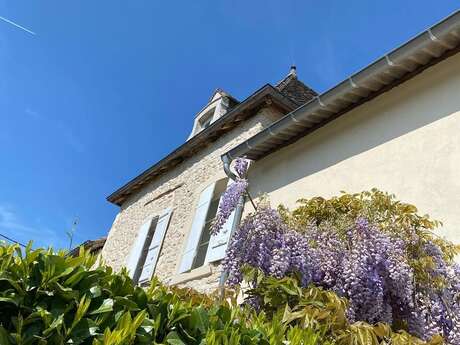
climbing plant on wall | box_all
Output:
[219,188,460,344]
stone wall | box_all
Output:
[101,106,282,293]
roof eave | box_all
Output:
[223,10,460,163]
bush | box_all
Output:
[243,269,444,345]
[0,241,441,345]
[0,242,336,344]
[221,190,460,343]
[278,189,459,271]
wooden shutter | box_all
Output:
[178,182,216,273]
[205,179,238,263]
[138,208,173,284]
[126,217,155,278]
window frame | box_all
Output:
[131,216,159,284]
[191,191,221,269]
[177,177,228,274]
[198,107,215,130]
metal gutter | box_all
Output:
[222,10,460,163]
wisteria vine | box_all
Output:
[220,205,460,343]
[210,158,249,235]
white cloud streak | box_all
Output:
[0,15,36,35]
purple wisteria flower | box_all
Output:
[210,178,248,235]
[222,207,460,342]
[408,243,460,343]
[210,158,251,236]
[234,157,249,178]
[222,207,317,286]
[304,225,345,288]
[338,218,414,325]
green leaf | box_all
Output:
[165,331,186,345]
[0,296,19,306]
[90,298,114,315]
[0,277,24,294]
[0,326,11,345]
[69,295,92,333]
[42,314,64,336]
[68,318,99,345]
[89,285,102,298]
[114,296,139,310]
[190,307,209,333]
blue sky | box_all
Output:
[0,1,458,249]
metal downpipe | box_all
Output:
[218,154,246,299]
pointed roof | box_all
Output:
[207,88,239,104]
[276,66,317,105]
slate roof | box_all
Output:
[276,67,318,105]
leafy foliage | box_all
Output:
[278,189,459,269]
[0,242,335,344]
[0,241,449,344]
[242,269,443,345]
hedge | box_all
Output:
[0,242,444,344]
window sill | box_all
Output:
[170,265,213,285]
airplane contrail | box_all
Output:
[0,15,35,35]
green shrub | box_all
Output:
[242,268,444,345]
[0,242,444,344]
[0,242,330,344]
[221,189,460,342]
[278,189,459,288]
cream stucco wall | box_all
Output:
[101,106,284,293]
[248,52,460,244]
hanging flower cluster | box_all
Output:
[338,218,414,325]
[234,157,249,178]
[223,207,316,286]
[408,244,460,344]
[222,205,460,343]
[210,157,250,236]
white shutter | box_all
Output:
[138,208,172,284]
[126,217,154,278]
[205,180,238,263]
[178,182,216,273]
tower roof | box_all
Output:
[276,65,317,105]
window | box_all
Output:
[178,178,229,273]
[126,208,173,285]
[132,217,158,283]
[198,108,215,131]
[199,114,212,130]
[192,187,223,269]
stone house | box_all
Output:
[101,69,317,292]
[102,10,460,292]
